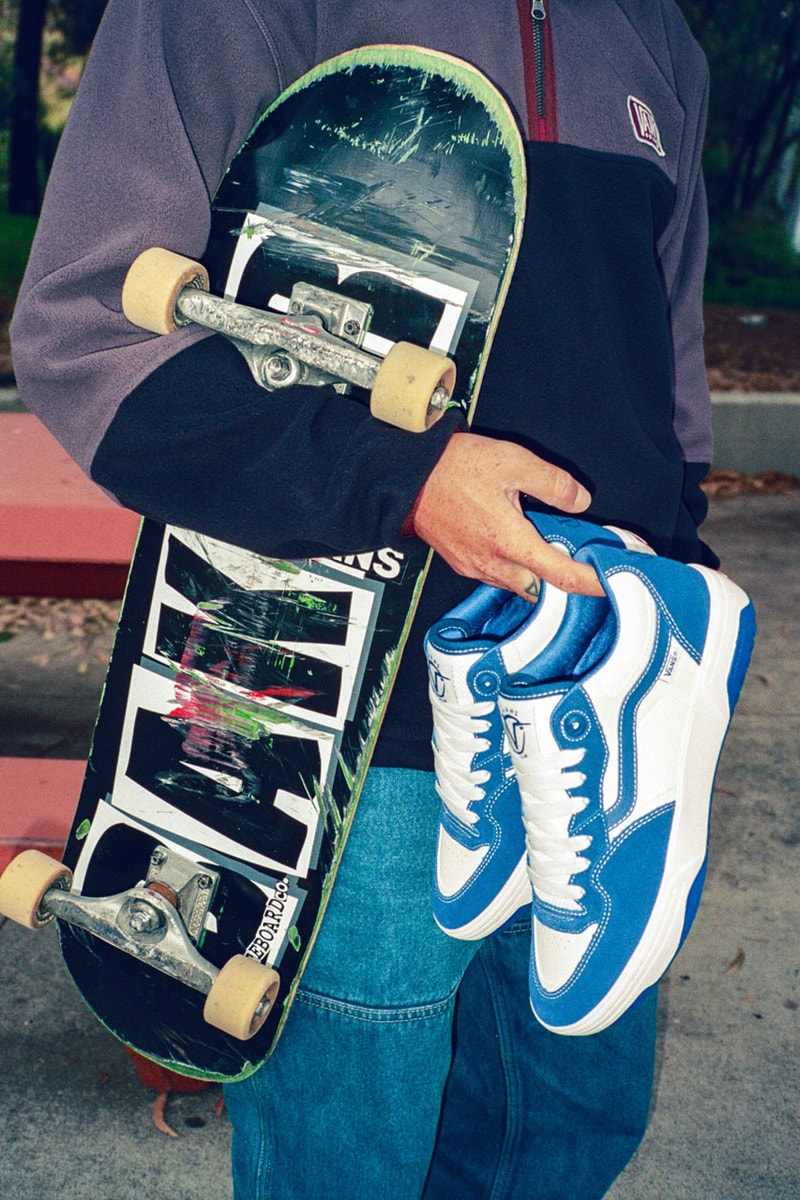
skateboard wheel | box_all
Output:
[203,955,281,1041]
[122,247,210,335]
[370,342,456,432]
[0,850,73,929]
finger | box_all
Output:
[502,554,604,602]
[516,459,592,515]
[489,510,603,596]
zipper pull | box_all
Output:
[532,0,546,19]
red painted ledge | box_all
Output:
[0,413,139,598]
[0,757,83,873]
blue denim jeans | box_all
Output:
[225,768,657,1199]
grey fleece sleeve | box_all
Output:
[656,6,713,467]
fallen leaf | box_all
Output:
[725,948,745,974]
[701,468,800,498]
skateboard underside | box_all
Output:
[55,46,526,1080]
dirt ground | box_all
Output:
[703,303,800,391]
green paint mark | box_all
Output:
[296,593,330,612]
[75,819,91,841]
[410,240,437,263]
[288,926,302,952]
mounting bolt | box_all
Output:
[263,351,300,387]
[126,899,165,935]
[197,875,213,891]
[150,849,167,868]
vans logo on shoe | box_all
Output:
[659,646,680,682]
[502,712,527,756]
[627,96,665,157]
[428,663,448,700]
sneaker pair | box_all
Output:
[425,512,755,1035]
[425,514,648,942]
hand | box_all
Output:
[412,433,604,599]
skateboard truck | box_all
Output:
[240,283,375,392]
[121,247,457,433]
[260,280,379,388]
[45,856,222,996]
[0,846,280,1041]
[287,283,372,346]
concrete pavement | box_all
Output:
[0,489,798,1199]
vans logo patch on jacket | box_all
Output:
[627,96,665,157]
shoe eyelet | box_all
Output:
[560,709,591,741]
[472,669,500,697]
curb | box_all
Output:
[711,392,800,476]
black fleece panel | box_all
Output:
[473,142,693,551]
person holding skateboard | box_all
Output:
[11,2,714,1198]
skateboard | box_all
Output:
[0,46,525,1080]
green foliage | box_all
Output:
[680,1,800,215]
[705,213,800,307]
[679,3,800,306]
[0,210,36,297]
[0,39,13,125]
[0,1,107,214]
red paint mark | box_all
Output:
[281,315,321,336]
[255,686,321,701]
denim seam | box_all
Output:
[295,984,459,1023]
[484,927,529,1200]
[241,1067,275,1196]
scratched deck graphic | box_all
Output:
[57,47,526,1079]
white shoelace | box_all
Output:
[429,689,497,827]
[516,748,592,907]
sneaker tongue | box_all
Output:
[527,593,612,682]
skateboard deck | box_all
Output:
[1,46,525,1080]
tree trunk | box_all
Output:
[8,0,49,215]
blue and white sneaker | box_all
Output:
[425,514,651,940]
[498,543,756,1034]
